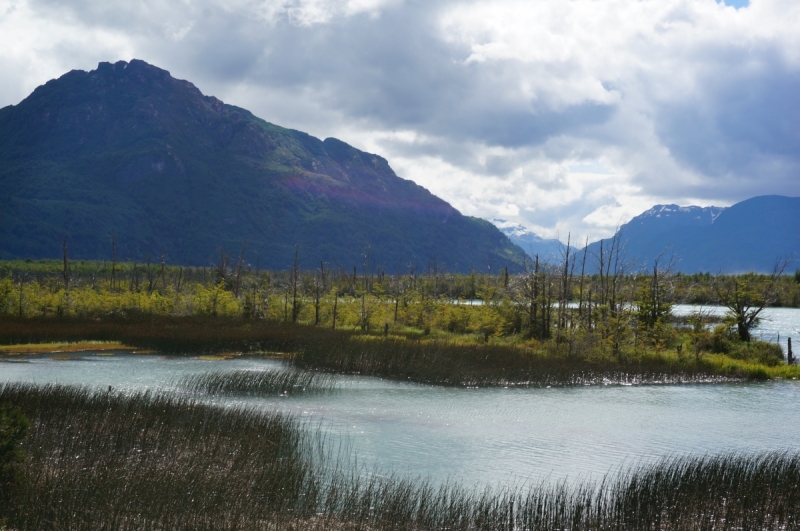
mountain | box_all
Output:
[0,60,526,272]
[582,196,799,273]
[492,219,573,261]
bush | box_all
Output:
[726,340,786,366]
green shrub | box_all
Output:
[726,340,786,366]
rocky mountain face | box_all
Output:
[581,196,799,273]
[0,60,526,272]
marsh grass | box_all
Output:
[292,336,755,387]
[179,368,338,396]
[3,315,798,387]
[0,382,324,529]
[2,383,799,530]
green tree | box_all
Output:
[713,259,791,342]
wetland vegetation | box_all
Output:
[1,254,799,529]
[1,382,799,530]
[178,368,338,397]
[1,252,797,385]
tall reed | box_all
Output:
[2,382,799,530]
[0,382,323,529]
[1,315,765,386]
[292,336,742,387]
[179,368,337,396]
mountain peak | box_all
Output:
[633,204,726,225]
[584,196,799,273]
[491,218,572,259]
[0,60,525,271]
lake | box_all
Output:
[2,305,799,488]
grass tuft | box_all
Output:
[178,368,337,396]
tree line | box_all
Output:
[1,238,796,358]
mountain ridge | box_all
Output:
[0,59,527,272]
[582,196,799,273]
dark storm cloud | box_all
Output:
[5,0,800,239]
[654,51,800,200]
[29,0,615,151]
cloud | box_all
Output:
[1,0,798,242]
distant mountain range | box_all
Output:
[492,219,574,261]
[0,59,526,272]
[582,196,799,273]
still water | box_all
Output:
[2,305,799,486]
[2,359,799,487]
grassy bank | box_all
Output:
[2,383,799,530]
[2,315,797,385]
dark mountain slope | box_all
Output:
[0,60,526,271]
[582,196,799,273]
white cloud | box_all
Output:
[1,0,798,244]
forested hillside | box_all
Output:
[0,60,526,272]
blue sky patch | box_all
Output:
[719,0,749,8]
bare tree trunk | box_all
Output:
[18,276,24,318]
[158,256,167,291]
[147,253,154,295]
[558,233,571,337]
[62,237,69,292]
[131,262,138,292]
[291,245,300,323]
[532,255,540,338]
[235,240,247,297]
[314,261,324,326]
[110,230,117,293]
[578,236,588,323]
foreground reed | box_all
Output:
[179,368,337,396]
[2,382,799,530]
[0,382,323,529]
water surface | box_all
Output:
[3,351,799,486]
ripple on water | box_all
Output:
[2,350,800,485]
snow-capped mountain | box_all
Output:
[582,196,799,273]
[628,205,726,231]
[492,219,572,260]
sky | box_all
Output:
[0,0,798,243]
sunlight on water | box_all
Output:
[3,341,800,487]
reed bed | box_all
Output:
[292,336,746,387]
[0,382,324,529]
[179,369,337,396]
[2,382,799,530]
[0,316,773,386]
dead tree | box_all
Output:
[110,231,117,292]
[235,240,247,297]
[291,245,300,323]
[62,237,69,292]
